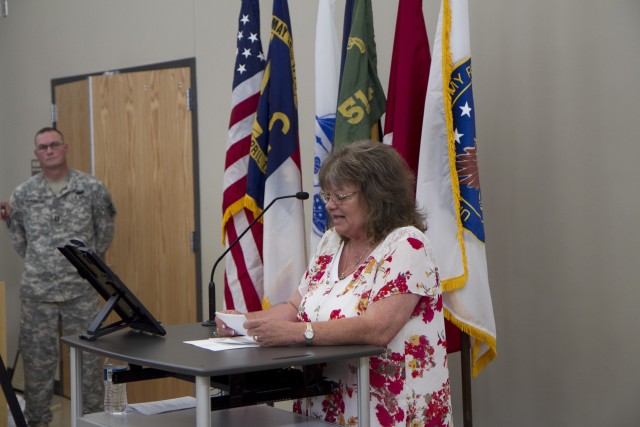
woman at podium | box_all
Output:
[217,141,452,426]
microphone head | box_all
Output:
[296,191,310,200]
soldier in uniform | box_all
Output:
[1,127,116,427]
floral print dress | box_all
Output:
[294,226,452,427]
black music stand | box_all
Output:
[58,241,166,341]
[0,354,27,427]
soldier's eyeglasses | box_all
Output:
[36,141,64,152]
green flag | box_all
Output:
[334,0,386,147]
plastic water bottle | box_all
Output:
[104,360,128,414]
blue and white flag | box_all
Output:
[246,0,306,308]
[310,0,340,253]
[416,0,496,376]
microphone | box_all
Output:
[202,191,309,326]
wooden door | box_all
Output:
[90,68,197,401]
[54,79,92,399]
[53,66,198,403]
[54,80,92,174]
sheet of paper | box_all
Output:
[126,396,196,415]
[215,312,249,336]
[184,337,258,351]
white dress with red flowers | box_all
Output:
[294,226,452,427]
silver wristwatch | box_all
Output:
[304,322,314,345]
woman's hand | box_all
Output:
[214,309,242,337]
[245,318,305,347]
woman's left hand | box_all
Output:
[245,318,304,347]
[214,309,243,337]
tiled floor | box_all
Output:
[50,394,71,427]
[10,354,71,427]
[11,393,70,427]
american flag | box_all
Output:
[222,0,266,312]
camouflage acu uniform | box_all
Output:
[6,168,116,424]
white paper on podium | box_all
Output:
[184,336,258,351]
[126,396,196,415]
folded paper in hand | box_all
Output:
[215,312,249,336]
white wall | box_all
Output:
[1,1,639,426]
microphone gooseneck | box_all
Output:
[202,191,308,326]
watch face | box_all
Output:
[305,323,314,340]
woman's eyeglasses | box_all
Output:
[319,191,357,206]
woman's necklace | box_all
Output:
[339,242,371,280]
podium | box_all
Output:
[61,323,383,427]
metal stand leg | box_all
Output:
[69,347,84,427]
[0,354,27,427]
[461,333,473,427]
[195,375,211,427]
[357,356,370,427]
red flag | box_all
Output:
[384,0,462,352]
[383,0,431,176]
